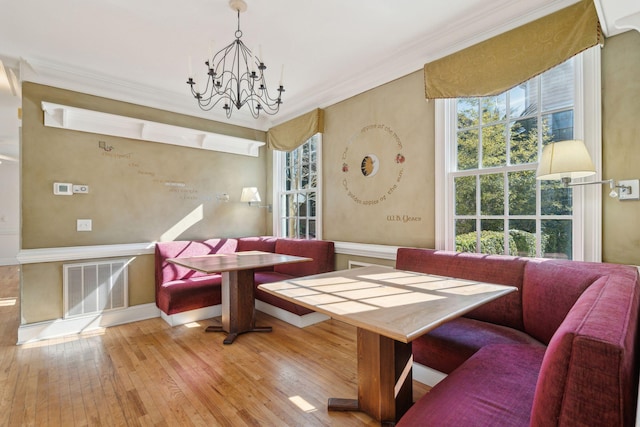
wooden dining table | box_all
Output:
[258,265,517,425]
[167,250,311,344]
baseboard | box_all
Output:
[160,305,222,327]
[412,362,447,387]
[17,303,160,344]
[0,257,18,266]
[255,300,330,328]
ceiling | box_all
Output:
[0,0,638,163]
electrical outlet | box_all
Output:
[618,179,639,201]
[77,219,92,231]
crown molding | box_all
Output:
[272,0,580,124]
[14,0,580,130]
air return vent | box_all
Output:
[63,259,129,318]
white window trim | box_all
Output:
[435,47,602,262]
[272,134,323,239]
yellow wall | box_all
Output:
[20,83,269,323]
[323,71,435,247]
[602,31,640,265]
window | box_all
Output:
[436,48,602,261]
[273,134,322,239]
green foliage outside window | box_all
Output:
[454,60,575,259]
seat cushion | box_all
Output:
[414,317,544,373]
[398,344,545,427]
[156,275,222,315]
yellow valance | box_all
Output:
[267,108,325,151]
[424,0,603,99]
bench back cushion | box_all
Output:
[522,259,604,344]
[237,236,278,271]
[273,239,335,277]
[531,268,640,426]
[155,238,238,285]
[395,248,527,330]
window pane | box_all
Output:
[542,110,574,143]
[482,124,506,168]
[455,219,476,253]
[308,192,316,217]
[510,117,538,165]
[509,170,536,215]
[509,79,538,118]
[298,193,307,216]
[480,219,505,255]
[285,194,298,216]
[542,219,572,260]
[455,176,476,215]
[541,181,572,215]
[480,173,504,215]
[481,94,506,123]
[509,219,536,257]
[541,58,574,111]
[457,98,479,128]
[298,218,307,239]
[308,220,316,239]
[457,129,479,170]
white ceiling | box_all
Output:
[0,0,638,162]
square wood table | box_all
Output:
[258,265,517,425]
[167,251,311,344]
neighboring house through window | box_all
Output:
[435,47,602,261]
[273,134,322,239]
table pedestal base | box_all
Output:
[207,269,272,345]
[328,328,413,426]
[205,324,272,344]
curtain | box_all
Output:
[267,108,324,151]
[424,0,603,99]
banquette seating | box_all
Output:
[154,236,335,326]
[395,248,640,426]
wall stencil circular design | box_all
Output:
[341,124,404,206]
[361,154,379,177]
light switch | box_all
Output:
[73,185,89,194]
[77,219,92,231]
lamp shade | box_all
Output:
[240,187,261,203]
[536,140,596,181]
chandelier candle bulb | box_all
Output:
[280,64,284,87]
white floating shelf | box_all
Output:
[41,101,265,157]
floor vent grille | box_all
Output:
[63,259,129,318]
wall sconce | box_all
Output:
[535,140,638,200]
[240,187,272,211]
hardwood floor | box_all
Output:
[0,265,429,426]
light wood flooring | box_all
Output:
[0,266,429,426]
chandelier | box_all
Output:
[186,0,284,119]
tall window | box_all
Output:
[437,48,602,261]
[273,134,322,239]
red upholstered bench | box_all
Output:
[395,248,640,427]
[155,236,335,325]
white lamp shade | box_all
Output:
[536,140,596,181]
[240,187,261,203]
